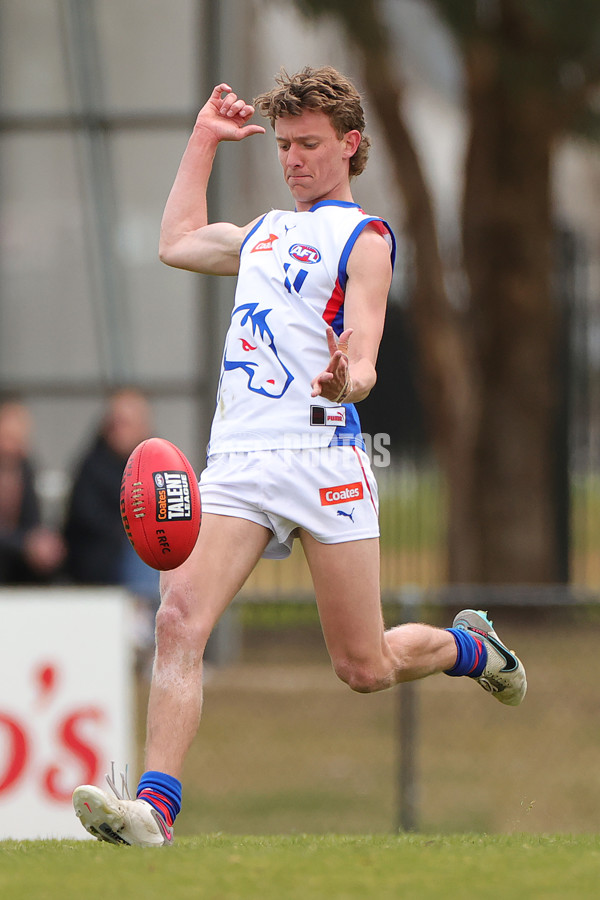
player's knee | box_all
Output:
[333,657,386,694]
[155,583,211,656]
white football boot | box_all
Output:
[73,766,173,847]
[452,609,527,706]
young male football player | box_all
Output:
[73,66,526,846]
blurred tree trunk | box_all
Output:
[460,31,559,581]
[294,0,598,583]
[339,6,485,581]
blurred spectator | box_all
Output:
[0,398,66,584]
[63,388,158,596]
[63,388,161,675]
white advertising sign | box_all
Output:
[0,588,135,839]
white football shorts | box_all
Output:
[199,445,379,559]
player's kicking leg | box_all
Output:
[300,533,526,705]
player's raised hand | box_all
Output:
[194,83,266,142]
[311,327,354,402]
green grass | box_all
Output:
[3,621,600,898]
[377,465,446,552]
[2,834,600,900]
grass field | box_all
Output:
[3,615,599,898]
[2,834,600,900]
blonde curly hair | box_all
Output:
[254,66,371,178]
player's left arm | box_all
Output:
[311,225,393,403]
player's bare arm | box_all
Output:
[159,83,265,275]
[311,226,392,403]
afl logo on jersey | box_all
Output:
[289,243,321,264]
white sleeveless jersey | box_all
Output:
[207,200,395,456]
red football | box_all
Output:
[120,437,201,571]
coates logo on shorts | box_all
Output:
[289,243,321,264]
[154,470,193,521]
[320,482,364,506]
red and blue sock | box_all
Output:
[445,628,487,678]
[137,771,182,827]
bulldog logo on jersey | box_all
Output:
[223,302,294,398]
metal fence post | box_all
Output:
[395,588,421,831]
